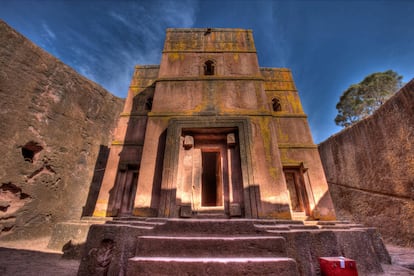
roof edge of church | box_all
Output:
[135,65,160,69]
[166,28,253,33]
[260,67,292,72]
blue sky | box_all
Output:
[2,0,414,143]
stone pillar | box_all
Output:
[192,149,202,212]
[180,136,194,217]
[132,119,168,217]
[227,133,242,217]
[93,146,122,217]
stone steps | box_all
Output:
[193,212,229,219]
[151,219,268,235]
[106,219,165,228]
[127,257,299,276]
[113,216,166,222]
[291,211,308,221]
[135,235,287,257]
[251,219,304,225]
[253,220,366,232]
[127,219,299,275]
[254,223,320,231]
[77,218,390,276]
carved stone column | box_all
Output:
[180,135,194,217]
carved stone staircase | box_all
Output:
[77,218,391,276]
[127,219,298,275]
[291,211,308,221]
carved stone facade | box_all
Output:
[93,28,335,220]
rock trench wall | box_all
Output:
[319,79,414,246]
[0,20,124,239]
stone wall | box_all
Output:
[0,20,124,239]
[319,79,414,246]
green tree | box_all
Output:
[335,70,403,127]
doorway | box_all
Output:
[113,164,139,216]
[201,151,222,207]
[176,127,245,217]
[283,167,310,214]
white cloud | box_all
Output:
[268,3,291,67]
[96,1,197,97]
[162,0,196,27]
[108,11,133,28]
[42,22,56,40]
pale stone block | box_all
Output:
[180,204,192,218]
[183,135,194,149]
[230,203,242,217]
[227,133,236,147]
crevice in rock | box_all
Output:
[0,201,10,212]
[21,141,43,163]
[45,164,56,174]
[1,225,14,233]
[0,216,16,221]
[1,182,23,195]
[0,182,30,199]
[27,160,56,182]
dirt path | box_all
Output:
[0,237,79,276]
[0,247,79,276]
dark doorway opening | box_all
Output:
[113,164,139,216]
[283,167,310,214]
[202,151,222,206]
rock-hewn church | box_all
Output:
[93,28,336,220]
[0,21,397,275]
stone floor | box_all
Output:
[0,238,413,275]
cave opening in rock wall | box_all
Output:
[21,141,43,163]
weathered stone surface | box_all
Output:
[0,20,124,239]
[77,223,159,276]
[94,28,336,221]
[135,235,287,257]
[46,218,109,256]
[127,257,299,276]
[319,79,414,247]
[79,218,388,275]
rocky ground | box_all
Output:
[0,238,413,275]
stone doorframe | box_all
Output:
[282,162,317,217]
[158,117,258,218]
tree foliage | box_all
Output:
[335,70,403,127]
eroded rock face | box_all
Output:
[0,20,124,239]
[319,79,414,247]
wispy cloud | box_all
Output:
[2,0,413,143]
[42,22,56,40]
[66,1,197,97]
[266,2,292,68]
[95,1,197,96]
[162,0,196,27]
[108,11,135,29]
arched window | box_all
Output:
[272,98,282,112]
[204,60,215,75]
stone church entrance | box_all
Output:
[111,164,139,216]
[180,128,244,217]
[201,150,222,207]
[91,29,336,221]
[283,166,310,216]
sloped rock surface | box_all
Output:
[319,79,414,247]
[0,20,124,239]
